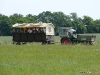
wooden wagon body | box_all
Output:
[76,35,96,44]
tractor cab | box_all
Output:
[59,27,76,39]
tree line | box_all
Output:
[0,11,100,36]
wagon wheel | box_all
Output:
[89,41,93,45]
[61,39,71,45]
[85,41,89,45]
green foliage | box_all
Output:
[94,20,100,33]
[25,14,37,23]
[0,12,100,36]
[0,14,11,36]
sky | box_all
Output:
[0,0,100,20]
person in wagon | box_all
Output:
[38,28,41,33]
[41,28,45,33]
[20,28,24,33]
[28,28,33,33]
[34,28,38,33]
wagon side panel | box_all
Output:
[13,33,21,42]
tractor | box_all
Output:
[59,27,96,45]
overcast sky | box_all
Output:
[0,0,100,20]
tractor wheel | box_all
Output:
[61,39,71,45]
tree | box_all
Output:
[37,11,54,23]
[9,13,24,25]
[69,13,87,34]
[0,14,11,36]
[94,19,100,33]
[82,16,94,33]
[25,14,37,23]
[70,12,78,20]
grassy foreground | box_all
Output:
[0,44,100,75]
[0,34,100,75]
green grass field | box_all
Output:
[0,34,100,75]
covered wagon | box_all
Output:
[12,23,55,44]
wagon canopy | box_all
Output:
[12,23,55,28]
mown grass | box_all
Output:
[0,34,100,75]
